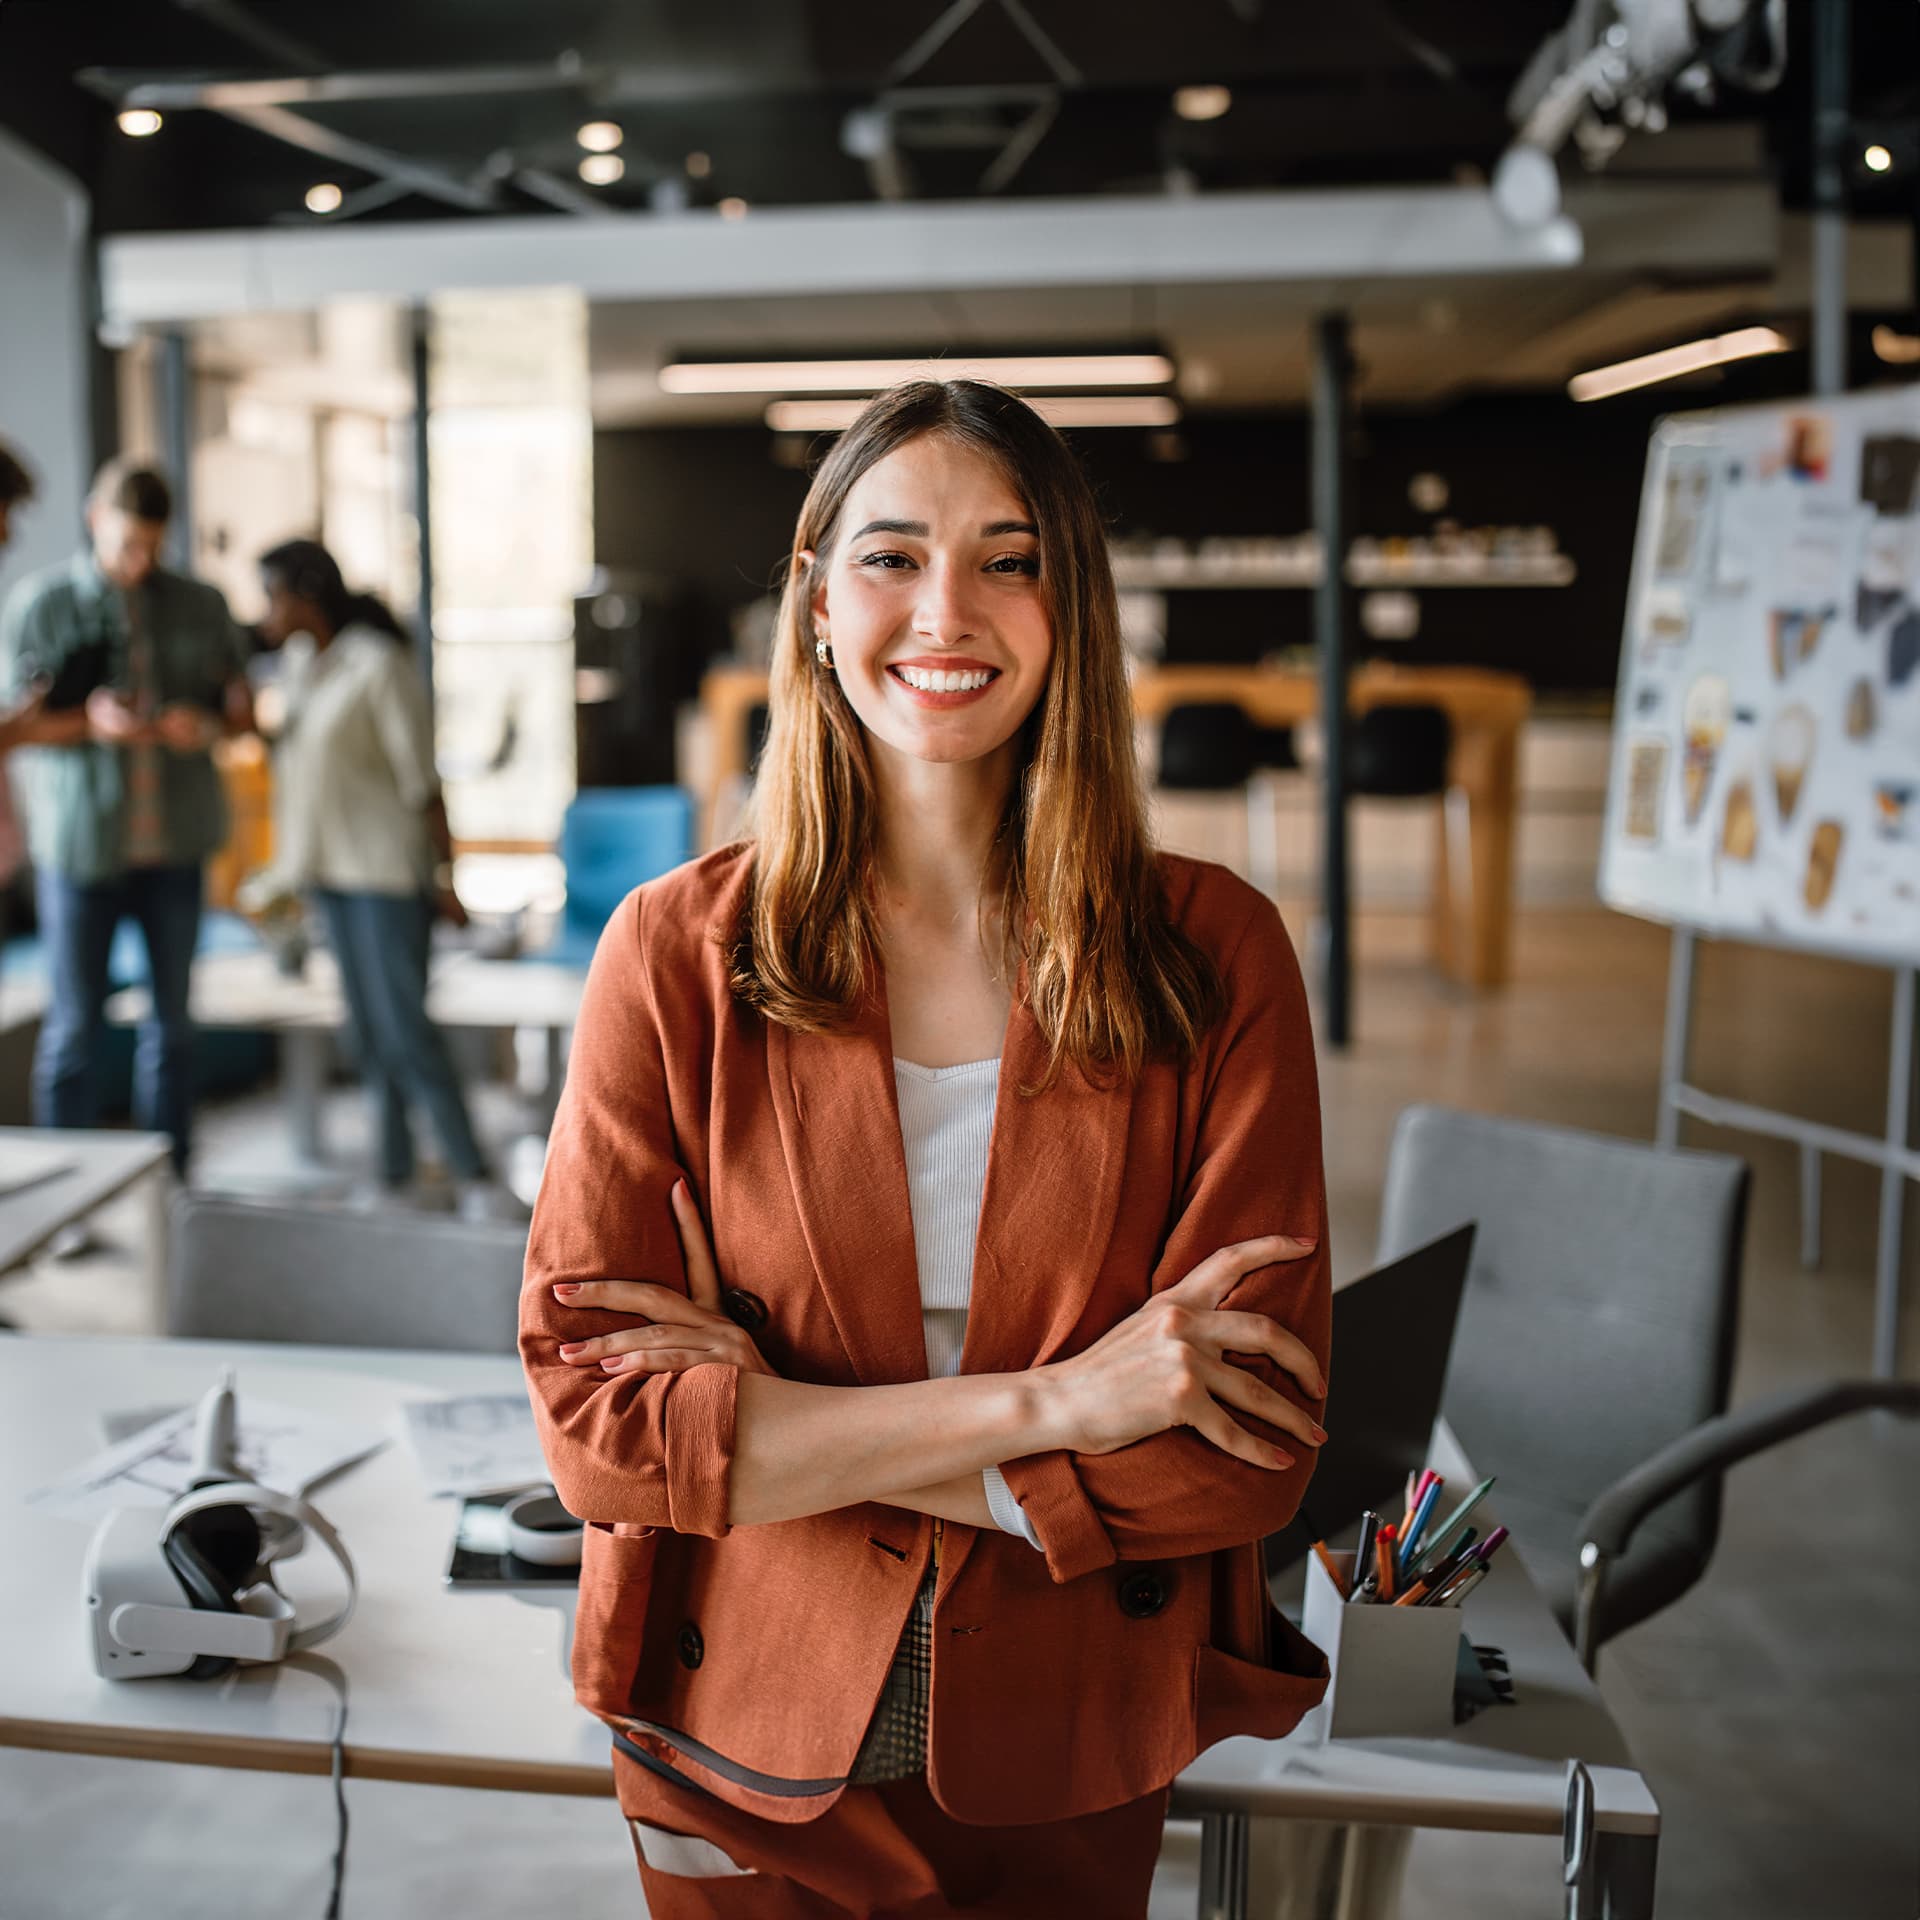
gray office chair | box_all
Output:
[1376,1104,1750,1663]
[166,1190,527,1353]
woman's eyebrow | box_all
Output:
[848,517,1038,540]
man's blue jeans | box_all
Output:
[33,863,203,1174]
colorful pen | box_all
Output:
[1398,1476,1443,1571]
[1475,1524,1510,1564]
[1413,1535,1482,1600]
[1412,1475,1496,1572]
[1311,1540,1348,1599]
[1352,1511,1378,1593]
[1436,1564,1489,1608]
[1374,1522,1398,1602]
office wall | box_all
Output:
[594,391,1673,696]
[0,127,89,591]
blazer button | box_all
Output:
[676,1622,705,1670]
[722,1289,768,1333]
[1117,1571,1170,1620]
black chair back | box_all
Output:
[1158,703,1258,791]
[1348,704,1450,798]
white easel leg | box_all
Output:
[1874,968,1916,1379]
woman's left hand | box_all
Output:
[554,1179,777,1379]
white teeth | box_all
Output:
[894,664,996,692]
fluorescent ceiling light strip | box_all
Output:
[666,353,1174,395]
[766,395,1179,431]
[1568,326,1790,402]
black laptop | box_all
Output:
[1268,1222,1476,1568]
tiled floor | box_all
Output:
[2,894,1915,1918]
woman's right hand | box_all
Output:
[1032,1235,1325,1471]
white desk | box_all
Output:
[0,1129,173,1325]
[108,948,588,1181]
[1,1339,1657,1917]
[2,1336,608,1795]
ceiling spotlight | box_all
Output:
[577,121,624,153]
[117,109,164,138]
[1173,85,1232,122]
[304,182,343,215]
[717,196,749,220]
[686,150,713,179]
[579,153,626,186]
[1864,144,1893,174]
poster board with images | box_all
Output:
[1600,387,1920,964]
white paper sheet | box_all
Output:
[24,1396,386,1523]
[397,1390,550,1497]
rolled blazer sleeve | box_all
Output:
[997,896,1332,1584]
[519,888,739,1538]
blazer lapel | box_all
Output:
[960,974,1136,1377]
[764,984,929,1386]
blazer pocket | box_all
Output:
[1192,1613,1331,1755]
[573,1521,662,1721]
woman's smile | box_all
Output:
[885,660,1003,706]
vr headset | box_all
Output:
[84,1370,356,1680]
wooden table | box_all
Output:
[0,1337,1657,1919]
[698,661,1531,988]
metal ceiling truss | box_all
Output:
[80,3,662,220]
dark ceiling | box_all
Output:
[0,0,1913,236]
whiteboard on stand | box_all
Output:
[1599,387,1920,966]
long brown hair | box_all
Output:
[726,379,1224,1090]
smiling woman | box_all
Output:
[521,380,1332,1918]
[740,380,1229,1088]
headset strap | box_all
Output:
[166,1480,358,1653]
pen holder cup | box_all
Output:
[1302,1549,1462,1740]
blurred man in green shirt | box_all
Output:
[0,457,254,1176]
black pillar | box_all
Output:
[1312,313,1354,1049]
[157,330,192,571]
[410,303,435,703]
[1811,0,1850,396]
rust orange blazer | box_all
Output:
[520,842,1332,1829]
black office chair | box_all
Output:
[1157,704,1298,898]
[1375,1103,1752,1667]
[1345,703,1449,799]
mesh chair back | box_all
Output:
[1376,1105,1748,1632]
[167,1191,527,1353]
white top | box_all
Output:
[891,1056,1041,1549]
[269,625,438,896]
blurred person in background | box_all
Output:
[0,457,253,1188]
[248,537,522,1224]
[0,440,49,957]
[0,439,35,557]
